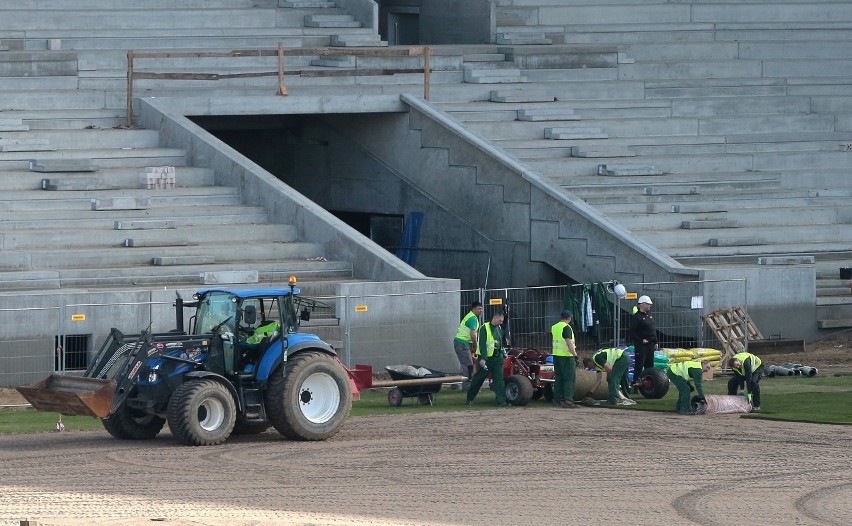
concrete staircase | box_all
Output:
[0,0,389,295]
[429,0,852,331]
[0,124,354,291]
[5,0,852,337]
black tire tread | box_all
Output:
[167,379,236,446]
[265,350,351,441]
[505,374,534,406]
[102,405,165,440]
[638,367,670,399]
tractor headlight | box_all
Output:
[148,371,159,383]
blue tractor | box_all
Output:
[18,278,354,446]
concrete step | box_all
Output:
[304,14,359,28]
[0,9,281,31]
[529,149,852,176]
[517,108,578,122]
[620,42,740,62]
[644,224,852,250]
[0,186,240,211]
[1,0,270,8]
[329,34,386,48]
[0,260,354,291]
[671,96,812,117]
[0,206,267,229]
[495,33,552,46]
[0,129,160,150]
[0,166,214,192]
[0,148,187,170]
[0,224,297,250]
[0,109,126,130]
[0,90,107,111]
[604,204,851,230]
[0,241,324,270]
[0,76,78,91]
[545,127,608,140]
[578,187,849,205]
[618,59,763,81]
[594,194,852,215]
[464,68,527,84]
[281,1,337,7]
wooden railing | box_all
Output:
[125,44,432,127]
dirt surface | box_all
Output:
[0,405,851,526]
[1,342,851,526]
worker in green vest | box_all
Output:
[667,360,712,414]
[243,318,280,350]
[551,310,579,408]
[466,311,508,407]
[588,348,631,406]
[453,301,483,388]
[728,352,764,411]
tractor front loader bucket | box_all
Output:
[16,375,116,418]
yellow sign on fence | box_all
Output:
[355,305,368,312]
[71,314,86,321]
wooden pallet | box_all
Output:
[702,306,763,367]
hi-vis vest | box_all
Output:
[670,360,702,380]
[593,348,624,371]
[477,323,498,358]
[246,321,279,345]
[455,311,480,343]
[551,321,575,357]
[732,352,762,375]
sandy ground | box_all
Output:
[1,342,850,526]
[0,407,851,526]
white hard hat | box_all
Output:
[638,295,653,305]
[613,283,627,298]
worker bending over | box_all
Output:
[667,360,712,414]
[728,352,764,411]
[588,348,631,406]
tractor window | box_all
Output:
[195,293,237,335]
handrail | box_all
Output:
[126,44,432,127]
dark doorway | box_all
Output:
[388,11,420,45]
[332,211,404,253]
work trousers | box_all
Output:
[727,365,764,407]
[467,354,506,405]
[633,343,655,378]
[552,355,577,403]
[666,369,693,413]
[607,355,631,404]
[453,340,474,379]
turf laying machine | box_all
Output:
[17,277,356,446]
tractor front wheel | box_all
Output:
[167,379,236,446]
[102,403,165,440]
[505,375,534,406]
[265,351,351,441]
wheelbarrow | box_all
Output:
[381,365,464,406]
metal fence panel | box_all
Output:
[0,307,60,386]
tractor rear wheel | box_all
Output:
[636,367,670,399]
[102,403,165,440]
[265,351,351,441]
[505,375,534,406]
[167,379,236,446]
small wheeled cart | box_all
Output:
[383,365,459,406]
